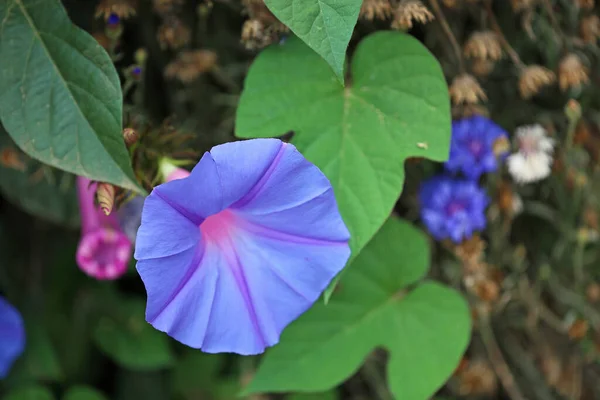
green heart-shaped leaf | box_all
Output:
[264,0,361,82]
[236,32,451,281]
[243,218,470,400]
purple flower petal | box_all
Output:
[135,139,350,355]
[0,296,25,379]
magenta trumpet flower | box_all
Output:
[135,139,351,355]
[76,177,133,280]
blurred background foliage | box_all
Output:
[0,0,600,399]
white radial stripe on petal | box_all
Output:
[234,207,350,245]
[209,139,283,208]
[232,230,351,334]
[200,240,277,354]
[135,193,200,260]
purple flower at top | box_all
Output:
[419,175,489,243]
[76,177,132,280]
[134,139,350,355]
[0,296,25,379]
[446,116,509,180]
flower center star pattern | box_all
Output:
[134,139,351,355]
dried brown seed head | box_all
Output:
[456,359,498,396]
[165,50,218,83]
[96,0,137,20]
[0,147,26,172]
[464,31,503,61]
[454,234,486,268]
[360,0,393,20]
[559,53,590,91]
[391,0,434,30]
[449,74,487,105]
[580,15,600,44]
[123,128,139,147]
[519,65,556,99]
[157,17,191,50]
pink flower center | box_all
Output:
[76,229,132,280]
[200,209,238,243]
[468,139,483,157]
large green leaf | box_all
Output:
[0,132,78,228]
[264,0,361,82]
[0,0,142,193]
[236,32,450,274]
[93,298,174,371]
[243,218,470,400]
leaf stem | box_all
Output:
[478,311,527,400]
[484,0,525,70]
[427,0,466,73]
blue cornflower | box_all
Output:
[445,116,509,180]
[0,296,25,379]
[135,139,350,355]
[419,175,489,243]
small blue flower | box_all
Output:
[419,175,489,243]
[445,116,509,180]
[132,67,142,76]
[0,296,25,379]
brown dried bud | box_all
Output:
[580,15,600,43]
[519,65,556,99]
[360,0,393,21]
[96,183,116,216]
[391,0,434,30]
[442,0,457,7]
[558,54,590,91]
[568,319,589,340]
[157,17,191,50]
[165,50,218,83]
[586,282,600,303]
[464,31,503,61]
[241,19,272,50]
[449,74,487,105]
[456,359,498,396]
[123,128,139,147]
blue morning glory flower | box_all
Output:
[419,175,489,243]
[0,296,25,379]
[445,116,509,180]
[134,139,351,355]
